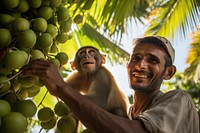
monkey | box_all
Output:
[64,46,130,131]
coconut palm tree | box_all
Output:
[184,29,200,83]
[61,0,149,63]
[64,0,200,69]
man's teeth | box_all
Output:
[133,73,148,78]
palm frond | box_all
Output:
[59,23,130,64]
[81,23,130,63]
[69,0,149,40]
[144,0,200,40]
[184,29,200,83]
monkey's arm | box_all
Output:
[101,66,131,117]
[22,59,148,133]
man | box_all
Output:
[22,36,199,133]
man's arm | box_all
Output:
[57,84,148,133]
[22,59,148,133]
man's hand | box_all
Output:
[21,59,66,96]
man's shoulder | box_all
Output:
[139,89,199,133]
[163,89,191,99]
[152,89,193,106]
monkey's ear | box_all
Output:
[70,61,76,70]
[101,54,106,64]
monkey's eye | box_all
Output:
[78,51,86,56]
[88,50,96,56]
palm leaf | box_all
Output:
[33,87,57,109]
[59,23,130,64]
[70,0,149,39]
[81,23,130,63]
[184,29,200,83]
[144,0,200,40]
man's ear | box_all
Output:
[70,61,76,70]
[163,65,176,80]
[101,54,106,64]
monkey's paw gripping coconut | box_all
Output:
[0,0,73,132]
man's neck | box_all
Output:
[132,90,160,116]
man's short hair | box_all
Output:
[133,36,175,66]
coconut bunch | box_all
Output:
[0,0,77,132]
[0,0,72,99]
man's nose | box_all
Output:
[137,59,148,69]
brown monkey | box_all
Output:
[65,46,130,117]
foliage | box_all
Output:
[185,28,200,83]
[70,0,148,37]
[163,72,200,116]
[61,0,150,64]
[144,0,200,40]
[64,0,200,82]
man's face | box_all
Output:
[126,43,168,92]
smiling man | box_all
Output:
[22,36,199,133]
[127,36,199,132]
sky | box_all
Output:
[106,21,191,96]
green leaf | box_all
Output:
[144,0,200,40]
[33,87,57,109]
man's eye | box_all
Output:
[131,56,140,62]
[149,57,158,63]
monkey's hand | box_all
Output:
[21,59,66,97]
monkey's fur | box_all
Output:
[65,46,130,131]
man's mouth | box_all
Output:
[132,73,149,78]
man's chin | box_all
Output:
[130,85,149,92]
[133,88,148,92]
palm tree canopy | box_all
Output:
[61,0,200,82]
[60,0,149,64]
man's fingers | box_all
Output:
[21,59,59,83]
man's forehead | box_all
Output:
[133,42,164,51]
[131,43,167,56]
[132,36,175,63]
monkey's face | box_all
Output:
[77,47,99,73]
